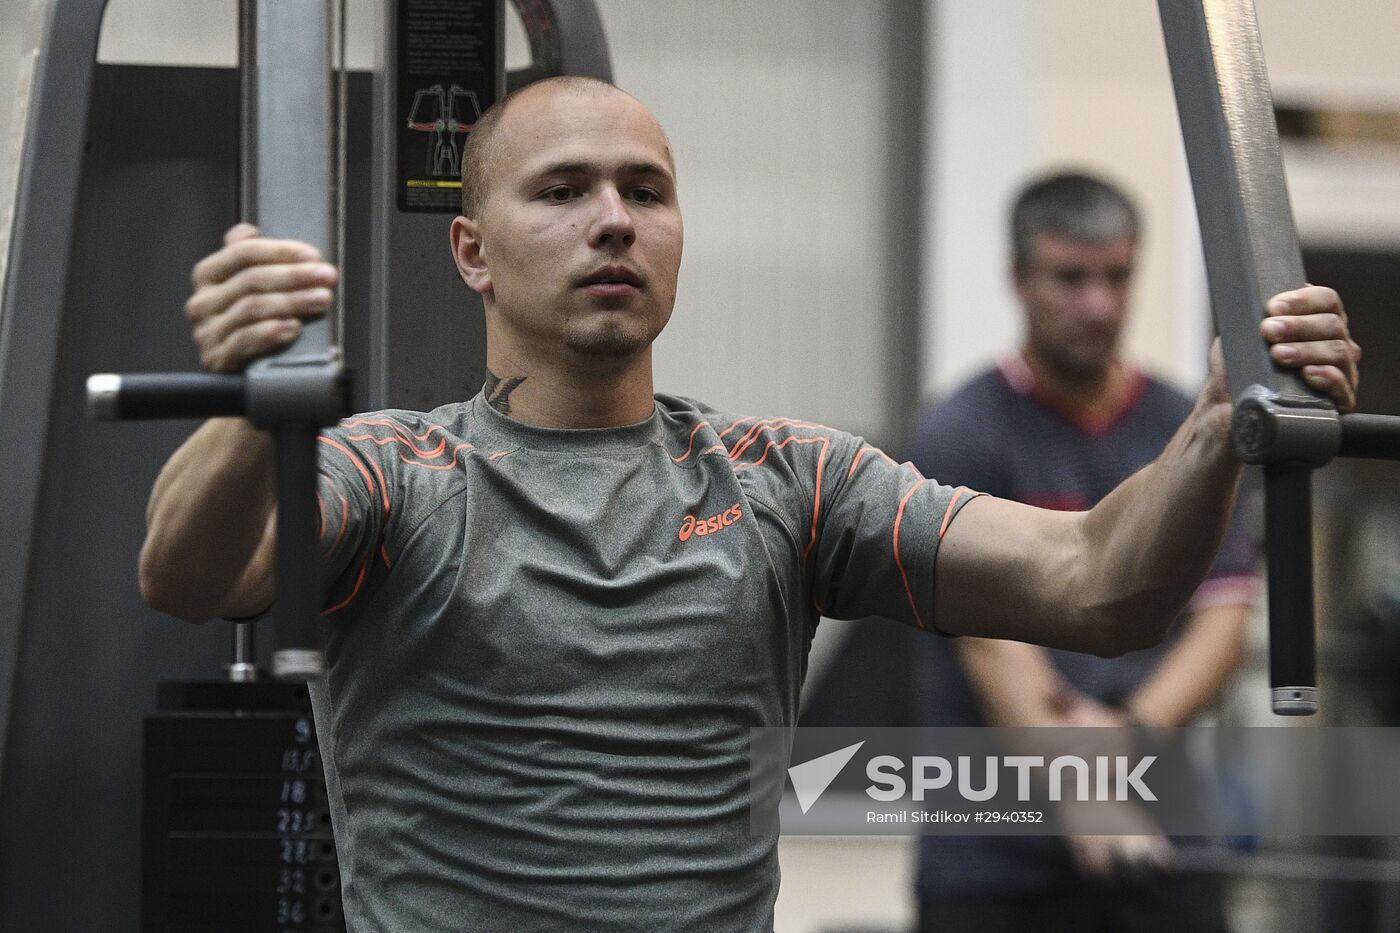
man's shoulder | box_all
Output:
[330,399,475,436]
[939,367,1011,409]
[1137,371,1194,405]
[654,393,851,439]
[653,392,716,419]
[320,400,486,481]
[906,369,1012,479]
[653,393,739,449]
[654,392,744,425]
[914,367,1010,432]
[655,393,864,478]
[1130,372,1196,426]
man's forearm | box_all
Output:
[1074,397,1241,655]
[959,638,1067,727]
[1126,602,1251,726]
[140,417,277,621]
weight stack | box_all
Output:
[142,681,345,933]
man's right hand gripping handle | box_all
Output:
[139,224,338,622]
[186,223,338,373]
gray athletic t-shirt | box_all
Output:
[309,391,977,931]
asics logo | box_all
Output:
[679,504,743,542]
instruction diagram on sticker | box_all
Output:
[407,84,482,178]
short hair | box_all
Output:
[459,75,620,219]
[1010,171,1140,273]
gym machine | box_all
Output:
[1157,0,1400,716]
[3,0,1399,929]
[0,1,608,929]
[89,0,612,683]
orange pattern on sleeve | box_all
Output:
[938,487,973,539]
[684,415,947,628]
[317,431,391,617]
[322,558,369,616]
[731,433,832,561]
[893,477,929,630]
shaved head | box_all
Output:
[460,76,661,219]
[447,73,683,373]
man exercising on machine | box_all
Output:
[140,77,1361,931]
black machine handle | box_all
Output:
[1263,464,1316,713]
[86,372,246,420]
[1339,414,1400,461]
[1254,419,1400,714]
[85,361,347,684]
[269,423,327,680]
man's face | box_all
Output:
[453,86,683,362]
[1015,232,1136,380]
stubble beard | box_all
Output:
[1033,333,1117,389]
[1057,346,1109,380]
[561,302,669,359]
[562,317,656,358]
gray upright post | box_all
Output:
[248,0,334,281]
[245,0,344,681]
[0,0,111,780]
[1158,0,1336,714]
[1158,0,1309,401]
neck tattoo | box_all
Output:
[485,371,526,415]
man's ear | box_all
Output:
[450,215,491,295]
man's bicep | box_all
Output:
[932,495,1087,649]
